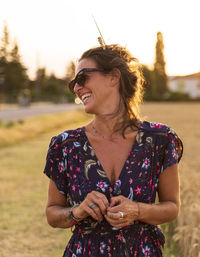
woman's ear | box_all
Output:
[110,68,121,87]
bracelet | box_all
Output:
[69,204,81,223]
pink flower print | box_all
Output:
[107,245,111,252]
[114,179,121,187]
[116,232,123,241]
[134,186,142,195]
[58,161,65,172]
[100,242,106,254]
[76,242,82,254]
[96,181,109,192]
[148,178,152,185]
[172,149,178,159]
[88,238,91,246]
[150,122,163,129]
[83,246,86,254]
[142,246,151,257]
[142,158,150,169]
[62,147,68,157]
[72,184,76,192]
[55,144,59,149]
[129,178,134,184]
[76,167,80,172]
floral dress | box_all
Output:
[43,121,183,257]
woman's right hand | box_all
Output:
[73,191,109,221]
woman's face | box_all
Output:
[74,58,120,115]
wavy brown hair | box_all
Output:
[80,44,145,137]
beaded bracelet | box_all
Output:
[69,204,81,223]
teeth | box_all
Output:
[81,93,91,101]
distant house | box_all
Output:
[168,72,200,99]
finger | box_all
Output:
[85,199,103,221]
[90,204,104,221]
[109,196,123,208]
[93,191,109,207]
[107,204,123,213]
[92,195,107,215]
[88,192,108,214]
[84,198,103,220]
[82,204,99,220]
[104,214,127,227]
[107,211,121,220]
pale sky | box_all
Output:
[0,0,199,79]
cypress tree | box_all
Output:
[153,32,168,99]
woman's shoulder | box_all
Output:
[140,120,178,136]
[48,127,85,149]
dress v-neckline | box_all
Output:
[82,125,142,185]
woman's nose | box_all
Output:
[74,83,84,94]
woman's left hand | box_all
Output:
[104,195,139,228]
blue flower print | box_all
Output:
[61,132,69,141]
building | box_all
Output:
[168,72,200,99]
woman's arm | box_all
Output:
[105,164,180,227]
[139,163,180,225]
[45,179,73,228]
[46,179,109,228]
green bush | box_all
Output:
[5,121,15,128]
[167,91,190,101]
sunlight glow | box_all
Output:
[0,0,199,79]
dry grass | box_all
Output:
[141,102,200,257]
[0,109,91,147]
[0,102,199,257]
[0,120,88,257]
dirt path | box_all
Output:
[0,103,81,122]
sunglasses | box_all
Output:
[68,68,105,93]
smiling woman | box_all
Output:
[43,44,183,257]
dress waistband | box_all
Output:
[73,218,154,235]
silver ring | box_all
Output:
[89,203,98,209]
[119,211,124,219]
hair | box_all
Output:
[79,44,145,137]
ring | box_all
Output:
[89,203,98,209]
[119,211,124,219]
[110,213,114,219]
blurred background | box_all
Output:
[0,0,199,256]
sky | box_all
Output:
[0,0,200,79]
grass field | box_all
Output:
[0,102,199,257]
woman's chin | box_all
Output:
[83,104,95,114]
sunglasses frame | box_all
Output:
[68,68,106,93]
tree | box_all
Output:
[142,65,156,101]
[65,60,76,102]
[153,32,168,99]
[0,23,10,61]
[10,40,21,62]
[0,24,29,102]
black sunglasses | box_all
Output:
[68,68,105,93]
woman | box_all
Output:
[43,44,183,257]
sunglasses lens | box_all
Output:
[69,73,87,93]
[76,73,87,86]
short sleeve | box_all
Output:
[43,136,68,196]
[161,129,183,172]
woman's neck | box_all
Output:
[91,113,132,141]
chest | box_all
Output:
[87,138,135,184]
